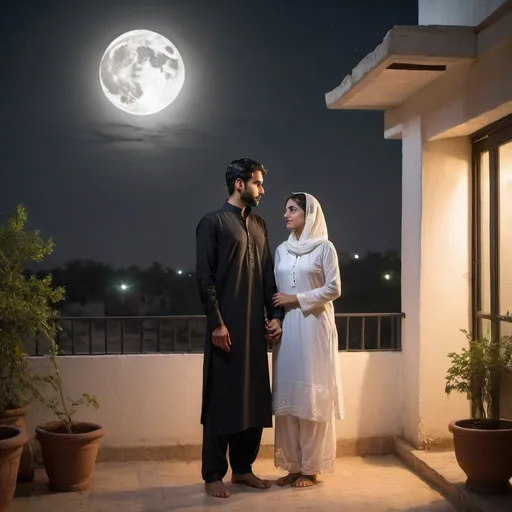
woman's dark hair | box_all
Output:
[225,158,267,195]
[286,193,307,212]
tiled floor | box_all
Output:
[11,456,457,512]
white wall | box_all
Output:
[384,1,512,447]
[400,124,471,448]
[418,0,507,27]
[400,117,423,445]
[385,18,512,141]
[419,136,472,442]
[25,353,402,448]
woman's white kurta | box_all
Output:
[272,240,344,423]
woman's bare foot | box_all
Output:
[231,472,271,489]
[205,481,231,498]
[276,472,301,486]
[292,474,317,488]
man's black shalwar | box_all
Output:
[196,201,283,483]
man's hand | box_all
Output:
[272,293,299,308]
[212,324,231,352]
[265,318,282,343]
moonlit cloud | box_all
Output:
[76,121,225,150]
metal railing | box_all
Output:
[30,313,404,356]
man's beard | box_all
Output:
[241,190,260,207]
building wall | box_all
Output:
[400,117,423,446]
[25,352,402,451]
[389,5,512,446]
[385,17,512,141]
[400,123,471,447]
[418,136,472,443]
[418,0,507,27]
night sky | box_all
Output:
[1,0,417,270]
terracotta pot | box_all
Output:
[0,425,28,512]
[0,405,34,482]
[36,421,104,492]
[449,419,512,494]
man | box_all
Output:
[196,158,283,498]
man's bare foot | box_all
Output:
[205,481,231,498]
[276,472,301,486]
[292,475,317,488]
[231,472,271,489]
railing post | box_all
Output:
[187,321,192,352]
[104,319,108,354]
[89,319,93,354]
[140,319,144,353]
[377,316,381,350]
[71,319,76,355]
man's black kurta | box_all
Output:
[196,201,283,435]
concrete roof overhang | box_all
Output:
[325,25,477,111]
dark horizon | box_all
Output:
[1,1,418,269]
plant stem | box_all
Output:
[47,333,73,433]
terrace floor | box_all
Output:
[11,456,457,512]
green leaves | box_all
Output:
[0,205,64,410]
[0,205,99,432]
[445,328,512,424]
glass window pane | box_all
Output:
[499,140,512,316]
[501,320,512,340]
[480,151,491,314]
[480,317,492,340]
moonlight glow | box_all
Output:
[99,30,185,116]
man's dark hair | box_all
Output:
[225,158,267,195]
[286,193,307,212]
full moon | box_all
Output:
[99,30,185,116]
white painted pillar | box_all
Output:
[401,117,472,447]
[401,117,423,447]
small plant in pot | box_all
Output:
[30,336,104,492]
[445,327,512,494]
[0,204,64,486]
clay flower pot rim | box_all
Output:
[0,404,30,419]
[0,425,28,450]
[449,418,512,433]
[36,421,105,442]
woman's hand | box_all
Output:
[272,293,299,308]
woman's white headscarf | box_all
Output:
[285,192,328,256]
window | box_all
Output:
[471,115,512,341]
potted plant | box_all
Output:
[0,205,63,483]
[30,335,103,492]
[0,425,28,512]
[445,328,512,494]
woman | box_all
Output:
[271,192,343,488]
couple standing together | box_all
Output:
[195,158,344,498]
